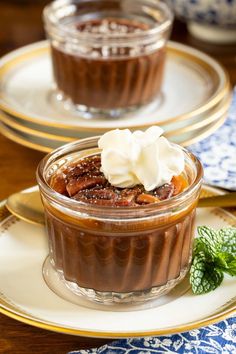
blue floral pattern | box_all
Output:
[69,318,236,353]
[69,90,236,353]
[190,88,236,190]
[169,0,236,26]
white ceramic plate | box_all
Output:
[0,40,230,133]
[0,90,231,141]
[0,186,235,338]
[0,108,228,153]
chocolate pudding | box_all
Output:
[51,18,166,110]
[37,135,203,303]
[44,154,196,294]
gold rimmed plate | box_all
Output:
[0,109,227,153]
[0,40,230,133]
[0,185,235,338]
[0,108,227,153]
[0,110,74,143]
[0,122,52,153]
[0,89,231,142]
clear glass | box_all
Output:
[37,137,203,305]
[43,0,173,118]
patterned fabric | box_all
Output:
[69,90,236,353]
[70,318,236,354]
[190,87,236,191]
[169,0,236,26]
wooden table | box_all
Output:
[0,1,235,353]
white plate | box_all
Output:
[0,40,230,132]
[0,186,235,338]
[0,108,228,153]
[0,90,231,140]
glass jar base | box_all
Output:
[43,256,190,310]
[49,89,163,120]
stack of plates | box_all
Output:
[0,40,231,153]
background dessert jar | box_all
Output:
[37,134,203,305]
[43,0,173,118]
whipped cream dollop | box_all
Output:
[98,126,185,191]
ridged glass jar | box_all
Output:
[37,137,203,305]
[43,0,173,118]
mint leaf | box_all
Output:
[190,226,236,295]
[219,228,236,255]
[215,229,236,276]
[223,260,236,276]
[216,253,236,276]
[197,226,221,256]
[215,252,231,269]
[190,251,223,294]
[193,238,207,256]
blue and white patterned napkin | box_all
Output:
[69,317,236,353]
[69,90,236,354]
[190,88,236,190]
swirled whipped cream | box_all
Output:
[98,126,185,191]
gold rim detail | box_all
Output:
[0,41,230,132]
[0,110,227,153]
[0,122,52,153]
[0,111,74,142]
[0,189,235,337]
[181,113,227,147]
[165,94,231,138]
[0,93,231,142]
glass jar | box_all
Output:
[37,137,202,304]
[43,0,173,118]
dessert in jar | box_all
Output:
[37,127,203,304]
[43,0,173,118]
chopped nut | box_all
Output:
[50,174,67,195]
[153,183,174,200]
[67,156,101,178]
[50,155,186,206]
[73,188,117,201]
[66,176,107,196]
[136,193,160,204]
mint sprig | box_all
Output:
[190,226,236,294]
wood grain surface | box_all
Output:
[0,1,236,353]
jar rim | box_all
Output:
[43,0,173,43]
[36,136,203,219]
